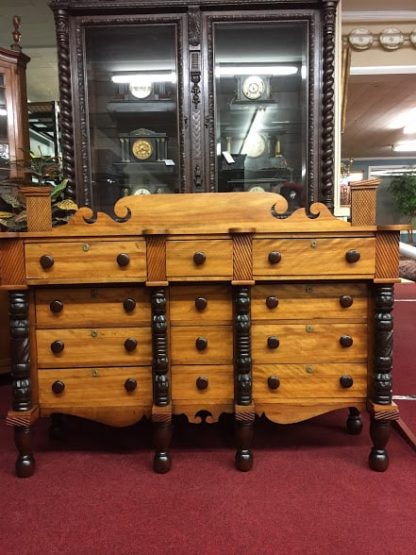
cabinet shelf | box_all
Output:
[107,100,176,113]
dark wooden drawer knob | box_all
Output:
[266,296,279,309]
[268,376,280,390]
[124,378,137,392]
[117,253,130,267]
[40,255,54,269]
[124,337,138,352]
[51,380,65,394]
[50,300,64,314]
[193,251,206,265]
[340,375,354,389]
[346,249,360,263]
[195,297,208,311]
[268,251,282,264]
[340,335,353,347]
[196,376,209,390]
[195,336,208,351]
[267,336,280,349]
[50,340,64,354]
[123,297,136,313]
[339,295,353,308]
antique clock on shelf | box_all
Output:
[119,128,168,163]
[236,75,271,102]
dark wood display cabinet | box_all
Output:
[50,0,339,212]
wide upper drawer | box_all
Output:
[169,285,232,324]
[253,237,375,278]
[166,239,233,280]
[36,327,152,368]
[25,240,146,283]
[251,283,368,321]
[36,287,150,328]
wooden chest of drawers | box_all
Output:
[0,192,402,476]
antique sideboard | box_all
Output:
[0,189,402,476]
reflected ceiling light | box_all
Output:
[387,108,416,130]
[111,72,177,84]
[404,123,416,135]
[392,140,416,152]
[216,65,298,76]
[0,108,7,116]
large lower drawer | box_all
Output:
[36,287,150,328]
[170,326,233,364]
[25,239,146,283]
[252,323,367,363]
[253,363,367,400]
[36,327,152,368]
[169,285,232,324]
[38,367,152,407]
[171,365,234,403]
[253,237,375,278]
[251,283,368,321]
[166,239,233,280]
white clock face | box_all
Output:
[242,76,266,100]
[379,27,404,51]
[244,133,266,158]
[129,82,153,99]
[348,28,373,51]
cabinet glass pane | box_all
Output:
[0,73,10,180]
[214,22,307,209]
[85,25,180,211]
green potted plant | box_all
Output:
[388,170,416,244]
[0,148,77,231]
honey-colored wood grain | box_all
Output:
[171,365,234,402]
[35,287,150,328]
[256,400,366,424]
[40,406,151,427]
[6,406,40,427]
[36,327,152,368]
[0,239,26,286]
[146,235,166,282]
[25,239,146,283]
[233,233,253,281]
[253,363,367,400]
[169,285,232,324]
[350,179,379,226]
[166,239,233,279]
[375,231,400,281]
[251,283,368,321]
[253,237,375,278]
[170,326,233,364]
[252,323,367,363]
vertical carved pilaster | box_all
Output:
[373,285,394,405]
[9,291,31,412]
[189,6,204,192]
[151,288,169,407]
[320,1,338,211]
[234,287,252,405]
[53,7,76,202]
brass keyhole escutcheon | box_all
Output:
[82,243,90,252]
[91,368,100,377]
[305,325,314,333]
[310,240,317,249]
[305,366,314,374]
[91,329,98,338]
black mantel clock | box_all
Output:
[119,128,168,164]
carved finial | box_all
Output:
[11,16,22,51]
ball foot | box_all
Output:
[153,452,171,474]
[16,455,35,478]
[235,449,253,472]
[369,449,389,472]
[346,415,363,435]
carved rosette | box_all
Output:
[320,1,338,211]
[9,292,32,412]
[373,285,394,405]
[151,288,169,406]
[53,8,76,202]
[234,287,252,405]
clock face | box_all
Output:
[129,82,153,99]
[134,187,151,195]
[244,133,267,158]
[132,139,153,160]
[348,28,373,51]
[379,27,404,51]
[242,75,266,100]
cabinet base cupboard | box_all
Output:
[0,190,403,476]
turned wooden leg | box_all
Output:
[153,419,172,474]
[346,407,363,435]
[235,413,254,472]
[369,419,390,472]
[14,426,35,478]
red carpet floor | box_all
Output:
[0,283,415,554]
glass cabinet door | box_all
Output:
[213,21,308,210]
[0,72,9,181]
[84,23,181,211]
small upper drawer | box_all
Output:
[169,285,232,324]
[36,287,150,328]
[166,239,232,280]
[25,240,146,283]
[251,283,368,321]
[253,238,375,278]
